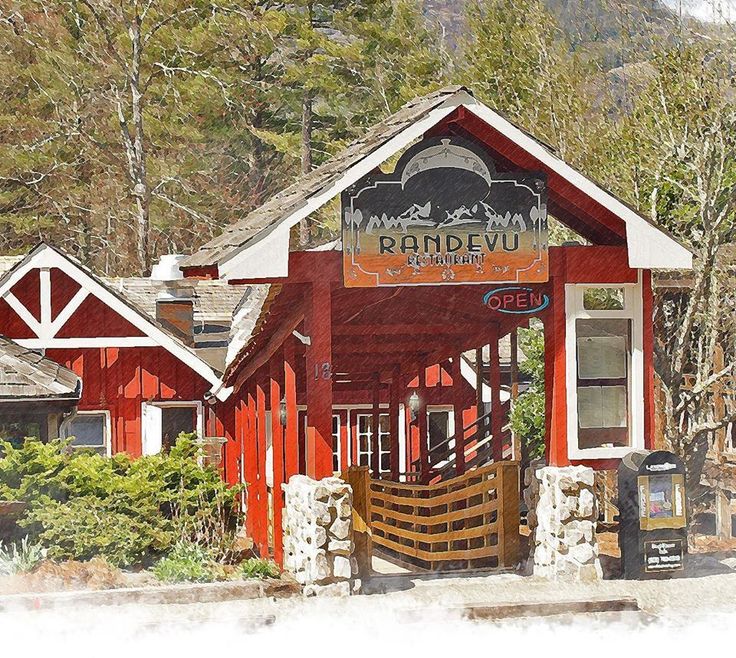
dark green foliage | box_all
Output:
[509,328,545,461]
[0,436,242,568]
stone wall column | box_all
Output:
[527,465,602,581]
[282,474,359,596]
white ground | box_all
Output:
[2,556,736,655]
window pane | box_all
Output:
[583,287,625,310]
[428,411,450,452]
[161,407,196,447]
[576,318,631,449]
[576,319,630,379]
[64,414,106,454]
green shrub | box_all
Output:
[0,536,47,575]
[0,435,243,568]
[238,557,280,580]
[152,541,224,583]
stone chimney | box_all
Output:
[151,255,194,345]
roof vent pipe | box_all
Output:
[150,254,186,281]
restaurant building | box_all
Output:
[179,86,693,567]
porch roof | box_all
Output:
[0,336,81,401]
[182,85,692,278]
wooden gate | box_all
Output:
[346,462,520,572]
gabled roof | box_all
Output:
[0,335,81,401]
[0,244,233,400]
[182,85,692,278]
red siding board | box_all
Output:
[0,299,37,338]
[56,296,146,338]
[10,270,41,322]
[50,268,82,320]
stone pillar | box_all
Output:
[282,474,358,596]
[527,465,602,581]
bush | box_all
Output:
[0,536,46,575]
[238,558,280,580]
[0,435,243,568]
[152,541,224,583]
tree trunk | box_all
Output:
[299,88,313,248]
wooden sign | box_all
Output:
[342,137,548,287]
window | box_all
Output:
[62,412,110,455]
[576,318,631,448]
[142,401,203,455]
[566,280,643,459]
[0,416,45,446]
[356,413,390,474]
[427,409,452,453]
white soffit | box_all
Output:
[221,90,692,280]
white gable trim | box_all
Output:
[0,245,229,401]
[217,90,691,280]
[460,96,692,269]
[218,97,464,281]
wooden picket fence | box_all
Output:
[364,461,520,571]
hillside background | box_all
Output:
[0,0,733,274]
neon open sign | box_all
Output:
[483,286,549,314]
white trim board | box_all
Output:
[0,245,228,400]
[215,89,691,281]
[564,276,645,461]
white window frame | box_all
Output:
[355,412,391,475]
[61,410,112,457]
[141,400,204,455]
[426,405,455,451]
[565,274,644,460]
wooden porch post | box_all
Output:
[489,326,503,461]
[244,390,258,542]
[283,339,299,483]
[255,375,269,556]
[510,329,521,461]
[370,372,381,477]
[545,275,568,466]
[418,359,430,483]
[389,367,401,481]
[475,347,484,420]
[304,280,334,479]
[270,353,285,564]
[451,355,466,476]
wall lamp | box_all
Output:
[279,396,288,427]
[408,391,420,421]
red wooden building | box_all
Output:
[180,86,692,565]
[0,87,693,570]
[0,244,245,455]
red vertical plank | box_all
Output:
[339,410,349,472]
[546,271,569,466]
[269,355,285,565]
[284,340,299,481]
[244,391,258,542]
[418,361,429,483]
[255,377,269,556]
[304,280,334,479]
